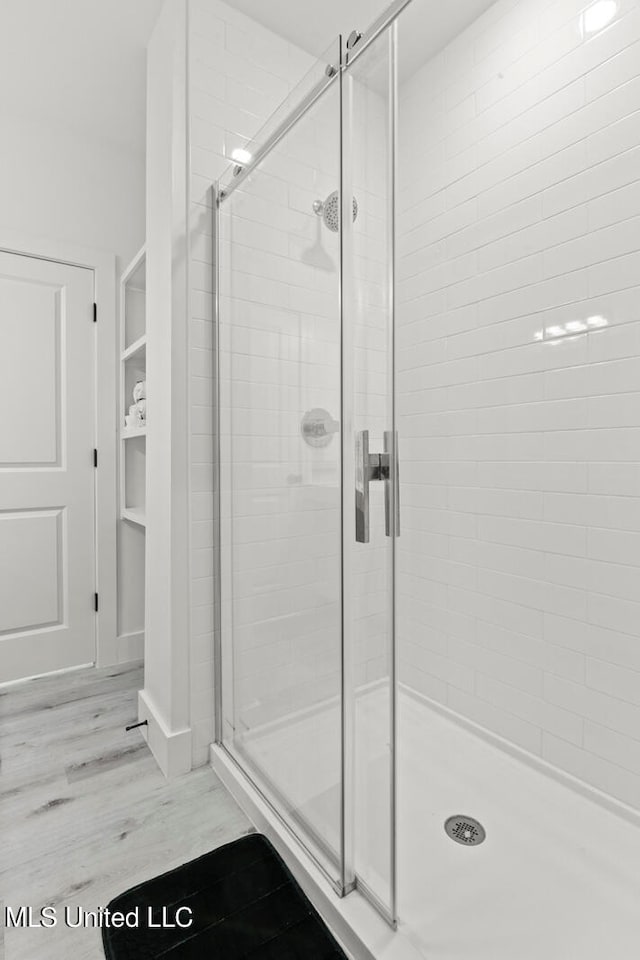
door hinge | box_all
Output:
[94,592,99,613]
[93,302,97,323]
[93,448,98,468]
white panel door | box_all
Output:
[0,251,96,682]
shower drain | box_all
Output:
[444,815,486,846]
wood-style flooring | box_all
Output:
[0,662,250,959]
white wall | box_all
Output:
[0,113,144,267]
[0,111,146,659]
[396,0,640,811]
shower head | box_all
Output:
[313,191,358,232]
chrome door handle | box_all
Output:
[355,430,400,543]
[355,430,375,543]
[384,430,400,538]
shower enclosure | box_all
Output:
[212,0,640,954]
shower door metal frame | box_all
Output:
[212,12,403,928]
[338,42,357,900]
[212,177,223,752]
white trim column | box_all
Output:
[143,0,192,777]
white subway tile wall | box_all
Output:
[396,0,640,809]
[217,82,343,753]
[188,0,315,766]
[216,64,391,742]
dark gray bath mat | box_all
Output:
[102,832,348,959]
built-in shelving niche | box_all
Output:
[118,247,146,652]
[120,248,146,526]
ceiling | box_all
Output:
[0,0,163,154]
[0,0,499,158]
[224,0,499,77]
[226,0,391,57]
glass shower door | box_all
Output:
[216,49,346,888]
[341,26,398,921]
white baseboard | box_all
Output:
[138,688,192,778]
[0,662,94,689]
[116,630,144,664]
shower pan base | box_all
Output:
[211,689,640,960]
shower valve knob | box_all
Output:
[301,409,340,447]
